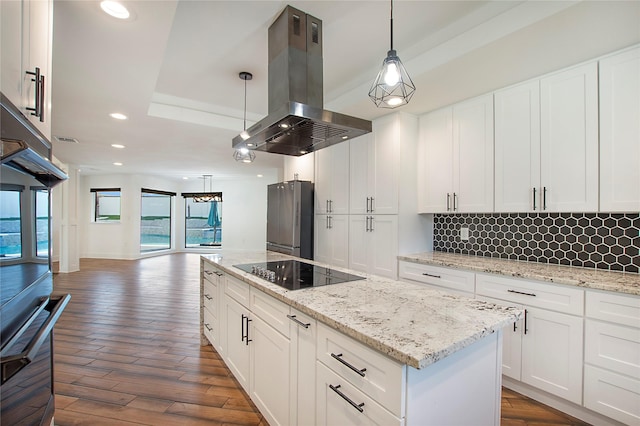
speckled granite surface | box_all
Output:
[201,250,522,369]
[398,252,640,296]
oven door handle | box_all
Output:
[0,294,70,385]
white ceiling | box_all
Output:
[50,0,640,181]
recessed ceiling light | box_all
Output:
[182,177,189,180]
[100,1,130,19]
[111,144,125,149]
[110,112,127,120]
[113,162,123,166]
[257,174,263,178]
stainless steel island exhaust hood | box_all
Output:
[232,5,372,156]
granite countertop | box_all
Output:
[201,250,522,370]
[398,252,640,296]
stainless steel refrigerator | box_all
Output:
[266,180,314,259]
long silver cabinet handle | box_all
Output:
[370,197,374,212]
[287,314,310,329]
[532,187,537,211]
[507,289,537,297]
[329,384,365,413]
[446,193,451,211]
[330,352,366,377]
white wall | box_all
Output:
[78,171,279,259]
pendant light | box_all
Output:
[193,175,222,203]
[368,0,416,108]
[233,71,256,163]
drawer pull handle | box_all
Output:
[422,273,441,279]
[330,353,366,377]
[329,384,364,413]
[287,314,310,329]
[204,270,213,276]
[507,289,536,297]
[215,271,224,277]
[204,323,213,331]
[204,294,213,300]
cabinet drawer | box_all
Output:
[225,275,250,308]
[203,280,217,316]
[585,290,640,327]
[203,307,218,347]
[399,261,475,294]
[316,362,402,426]
[476,273,584,315]
[203,261,223,283]
[585,319,640,377]
[316,323,404,417]
[584,364,640,426]
[250,288,290,338]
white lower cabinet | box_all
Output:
[316,362,402,426]
[315,214,349,268]
[288,308,317,426]
[349,215,398,279]
[583,290,640,425]
[398,261,475,296]
[476,273,584,405]
[223,287,251,392]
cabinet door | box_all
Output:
[540,62,598,212]
[289,309,317,426]
[315,215,349,269]
[329,142,350,215]
[371,115,399,215]
[223,296,250,392]
[348,215,369,274]
[453,94,494,213]
[251,315,291,426]
[418,108,453,213]
[478,296,523,381]
[315,215,332,264]
[494,80,541,212]
[315,149,331,214]
[23,0,53,137]
[1,0,23,109]
[521,307,584,404]
[369,215,398,279]
[599,46,640,212]
[349,134,372,215]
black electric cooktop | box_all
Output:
[233,260,365,291]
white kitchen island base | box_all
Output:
[405,330,503,425]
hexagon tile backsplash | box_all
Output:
[433,213,640,273]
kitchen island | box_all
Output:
[200,250,521,426]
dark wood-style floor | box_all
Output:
[52,254,591,425]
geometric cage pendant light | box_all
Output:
[368,0,416,108]
[233,71,256,163]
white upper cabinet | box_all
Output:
[599,46,640,212]
[494,80,541,212]
[0,0,53,138]
[453,94,495,213]
[540,61,599,212]
[417,108,453,214]
[350,114,400,215]
[418,94,494,213]
[315,142,350,215]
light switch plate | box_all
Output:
[460,227,470,241]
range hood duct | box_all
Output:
[232,5,372,156]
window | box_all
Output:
[91,188,121,222]
[34,188,49,257]
[140,189,173,253]
[185,197,222,248]
[0,186,23,258]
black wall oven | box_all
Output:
[1,93,69,425]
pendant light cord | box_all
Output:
[389,0,393,50]
[243,78,247,131]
